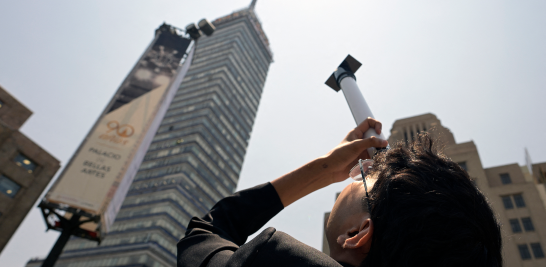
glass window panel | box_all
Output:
[518,244,532,260]
[521,217,535,232]
[531,243,545,259]
[513,194,526,208]
[0,175,21,198]
[501,196,514,209]
[509,219,522,233]
[14,153,37,173]
[458,162,468,172]
[500,173,512,184]
[0,99,4,108]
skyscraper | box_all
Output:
[27,2,272,267]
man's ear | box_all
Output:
[337,219,373,250]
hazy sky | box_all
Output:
[1,0,545,266]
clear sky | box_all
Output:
[1,0,545,266]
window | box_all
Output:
[500,173,512,184]
[501,196,514,209]
[502,194,526,209]
[458,162,468,172]
[14,153,37,173]
[518,244,532,260]
[531,243,545,259]
[513,194,526,208]
[0,175,21,198]
[0,99,4,108]
[521,217,535,232]
[509,219,522,233]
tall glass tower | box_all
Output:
[27,2,272,267]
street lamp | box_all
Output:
[186,18,216,40]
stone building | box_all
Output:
[323,113,546,266]
[0,85,60,253]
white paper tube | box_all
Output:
[339,76,387,157]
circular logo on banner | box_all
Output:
[107,120,135,137]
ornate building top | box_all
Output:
[213,1,273,59]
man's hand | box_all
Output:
[271,118,388,207]
[322,117,388,183]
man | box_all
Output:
[178,118,502,267]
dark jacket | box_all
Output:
[177,182,351,267]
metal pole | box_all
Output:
[41,214,81,267]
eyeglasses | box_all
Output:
[349,159,373,213]
[349,159,374,181]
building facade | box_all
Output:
[322,113,546,266]
[0,85,60,253]
[389,113,546,266]
[27,3,272,267]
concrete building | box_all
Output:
[27,1,272,266]
[0,85,60,253]
[323,113,546,266]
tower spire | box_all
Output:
[249,0,257,10]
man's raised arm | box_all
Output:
[178,118,387,267]
[271,118,387,207]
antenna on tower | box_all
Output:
[249,0,257,10]
[525,147,533,175]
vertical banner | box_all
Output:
[45,24,193,235]
[103,47,195,232]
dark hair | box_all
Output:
[361,133,502,267]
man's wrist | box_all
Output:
[312,156,339,187]
[271,156,337,207]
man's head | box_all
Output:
[325,134,502,267]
